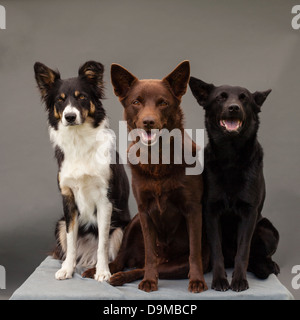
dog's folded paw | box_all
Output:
[55,268,74,280]
[138,279,158,292]
[94,270,111,282]
[82,267,96,279]
[109,272,127,286]
[188,279,208,293]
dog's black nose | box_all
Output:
[228,104,240,112]
[65,113,77,123]
[143,117,155,128]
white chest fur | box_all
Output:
[49,118,114,226]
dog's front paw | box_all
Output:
[230,277,249,292]
[188,279,208,293]
[211,277,230,291]
[94,270,111,282]
[138,279,158,292]
[55,267,74,280]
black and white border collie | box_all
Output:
[34,61,130,282]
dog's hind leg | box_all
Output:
[158,256,190,280]
[248,218,280,279]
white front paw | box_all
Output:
[94,270,111,282]
[55,267,74,280]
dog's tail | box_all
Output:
[52,218,67,261]
[52,218,123,268]
[109,269,145,286]
[108,258,192,286]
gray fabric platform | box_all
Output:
[10,256,294,300]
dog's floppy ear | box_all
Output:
[252,89,272,108]
[189,77,215,108]
[34,62,60,100]
[163,60,190,99]
[111,64,138,99]
[78,61,104,97]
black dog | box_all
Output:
[189,77,279,292]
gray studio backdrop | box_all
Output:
[0,0,299,299]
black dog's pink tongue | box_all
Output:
[224,120,240,131]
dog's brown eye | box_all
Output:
[79,95,86,100]
[132,100,140,106]
[57,93,66,102]
[159,101,168,107]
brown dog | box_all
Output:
[83,61,209,293]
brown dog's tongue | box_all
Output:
[147,131,153,140]
[141,130,157,143]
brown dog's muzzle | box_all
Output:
[135,108,163,146]
[142,116,156,130]
[136,107,162,131]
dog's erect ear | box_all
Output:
[111,64,138,99]
[163,60,190,99]
[34,62,60,100]
[189,77,215,108]
[78,61,104,96]
[252,89,272,108]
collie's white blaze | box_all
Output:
[62,104,81,126]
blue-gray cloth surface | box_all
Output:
[10,256,294,300]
